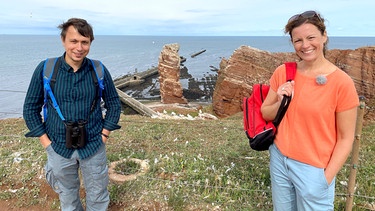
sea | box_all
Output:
[0,35,374,119]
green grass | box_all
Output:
[114,159,141,175]
[0,111,374,210]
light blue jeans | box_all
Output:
[45,144,109,211]
[269,144,335,211]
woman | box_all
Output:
[261,11,359,210]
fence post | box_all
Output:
[345,96,366,211]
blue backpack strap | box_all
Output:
[89,59,105,98]
[42,57,65,121]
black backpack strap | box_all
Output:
[89,59,104,98]
[90,67,99,86]
[273,96,291,126]
[88,59,105,112]
[89,67,99,112]
[273,62,297,126]
[50,58,61,90]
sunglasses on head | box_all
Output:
[288,10,323,23]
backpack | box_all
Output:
[42,57,105,121]
[243,62,296,151]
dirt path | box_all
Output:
[0,181,126,210]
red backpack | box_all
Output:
[243,62,296,151]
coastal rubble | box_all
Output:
[114,43,374,120]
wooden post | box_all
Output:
[345,96,366,211]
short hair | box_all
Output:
[58,18,94,42]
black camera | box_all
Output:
[65,120,87,148]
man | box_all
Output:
[23,18,121,211]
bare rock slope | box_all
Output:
[212,46,375,118]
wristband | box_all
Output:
[101,133,109,139]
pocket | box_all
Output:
[81,145,109,200]
[44,156,62,194]
[45,144,52,152]
[320,168,330,187]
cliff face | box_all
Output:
[212,46,375,118]
[326,47,375,100]
[158,43,188,104]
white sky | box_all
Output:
[1,0,374,36]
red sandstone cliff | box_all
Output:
[212,46,375,118]
[158,43,188,104]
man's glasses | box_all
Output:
[288,10,323,23]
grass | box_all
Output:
[0,108,374,210]
[114,159,141,175]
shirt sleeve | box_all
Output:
[23,61,46,137]
[270,64,286,92]
[336,70,360,112]
[102,66,121,131]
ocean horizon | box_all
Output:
[0,35,374,119]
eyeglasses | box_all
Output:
[288,10,323,23]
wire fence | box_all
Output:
[3,127,375,206]
[1,89,374,209]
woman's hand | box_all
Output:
[324,170,335,185]
[277,81,295,101]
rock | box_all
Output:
[212,45,375,118]
[212,46,297,118]
[326,47,375,101]
[158,43,188,104]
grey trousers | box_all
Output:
[45,144,109,211]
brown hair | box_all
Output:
[284,11,328,55]
[58,18,94,42]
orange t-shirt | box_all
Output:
[270,64,359,168]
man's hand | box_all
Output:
[39,134,52,149]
